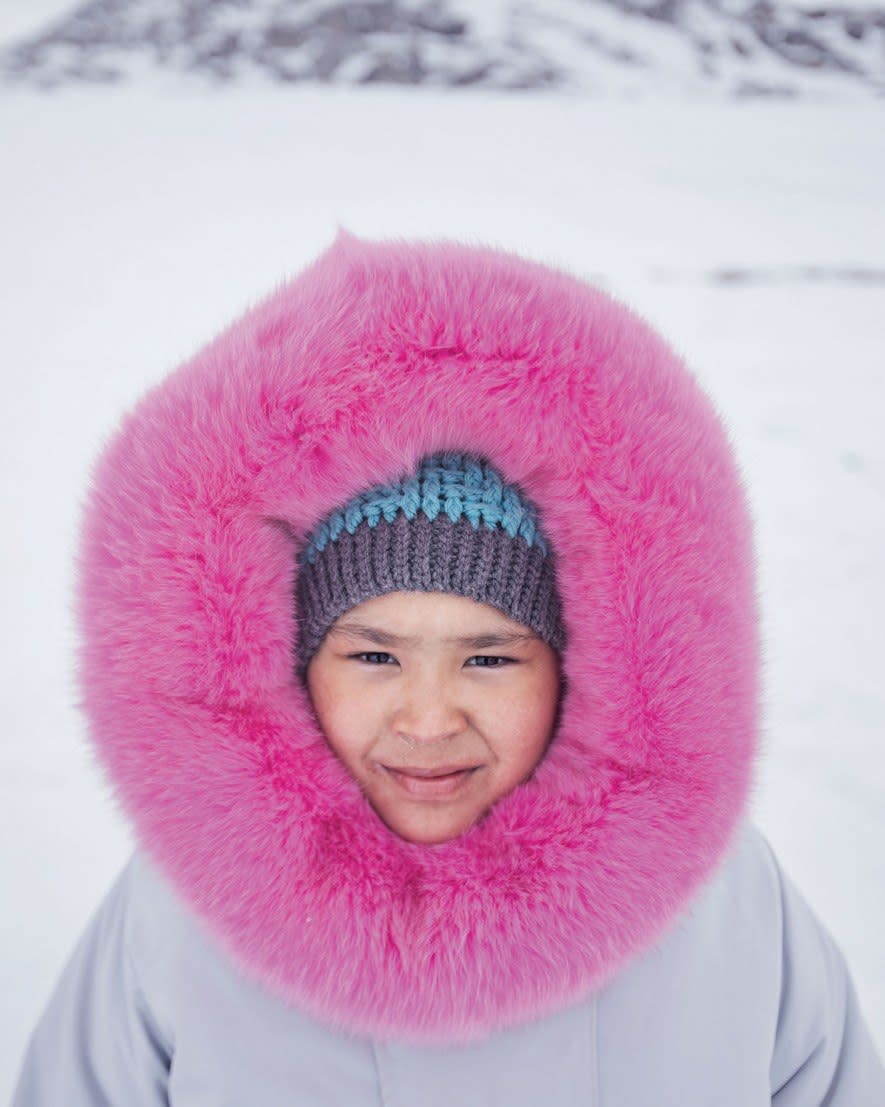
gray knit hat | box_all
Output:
[295,450,566,677]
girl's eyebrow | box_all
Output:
[329,622,536,649]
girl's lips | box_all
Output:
[383,766,480,799]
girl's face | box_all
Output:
[305,591,562,846]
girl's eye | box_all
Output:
[467,655,514,668]
[351,652,395,665]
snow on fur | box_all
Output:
[74,229,760,1044]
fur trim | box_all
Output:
[75,230,760,1044]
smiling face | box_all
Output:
[305,591,562,846]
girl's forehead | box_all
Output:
[330,591,536,641]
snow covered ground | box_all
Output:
[3,0,885,97]
[1,78,884,1095]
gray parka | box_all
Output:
[13,821,885,1104]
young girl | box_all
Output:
[13,231,884,1104]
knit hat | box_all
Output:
[295,450,566,676]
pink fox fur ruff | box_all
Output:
[75,230,760,1044]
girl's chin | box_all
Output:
[375,803,485,846]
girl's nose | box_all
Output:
[392,674,469,748]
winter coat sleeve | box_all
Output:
[10,857,172,1106]
[763,835,885,1105]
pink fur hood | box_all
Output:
[74,230,760,1045]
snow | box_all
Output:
[1,82,884,1094]
[3,0,883,98]
[0,0,77,42]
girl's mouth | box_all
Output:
[382,765,479,799]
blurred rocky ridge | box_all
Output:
[1,0,883,96]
